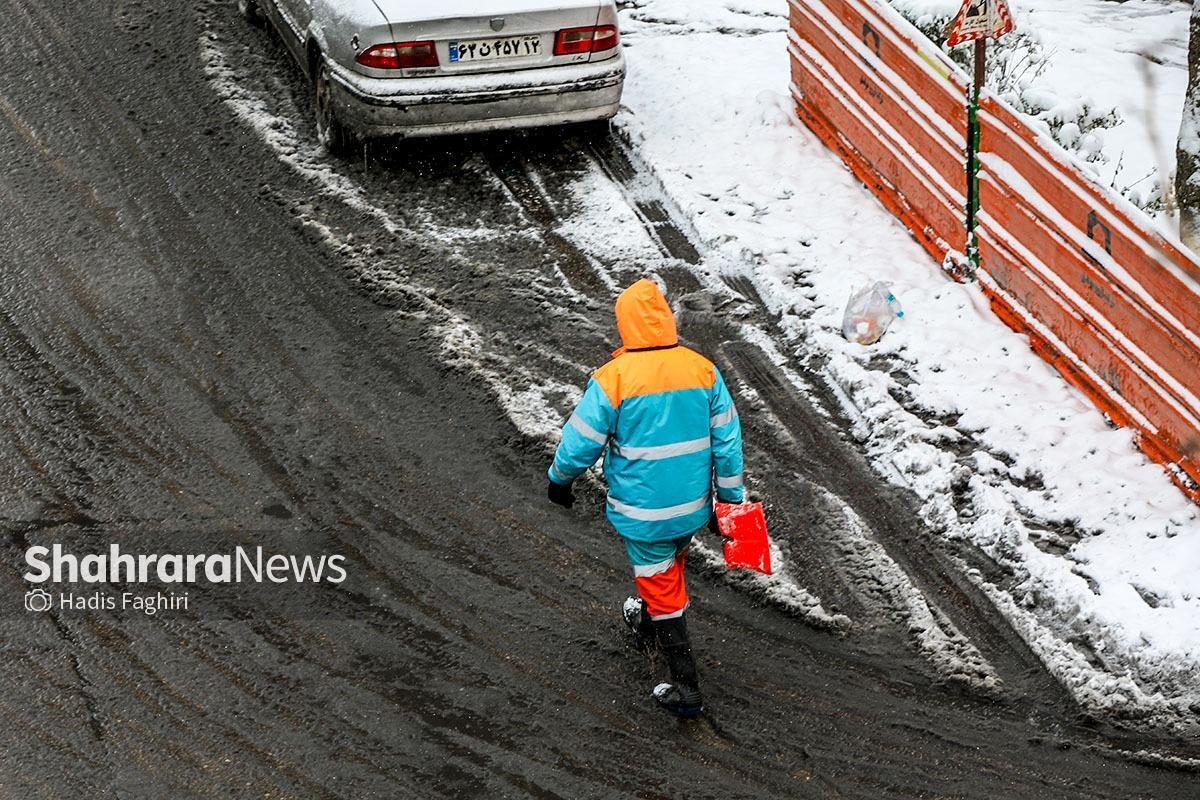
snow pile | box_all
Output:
[618,0,1200,726]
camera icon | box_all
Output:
[24,588,53,612]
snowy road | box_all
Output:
[0,0,1196,796]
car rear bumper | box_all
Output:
[327,54,625,138]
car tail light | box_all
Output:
[355,41,438,70]
[554,25,619,56]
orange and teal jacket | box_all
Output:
[548,280,745,542]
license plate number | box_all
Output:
[449,35,542,63]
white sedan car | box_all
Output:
[240,0,626,150]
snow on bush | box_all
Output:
[885,1,1124,180]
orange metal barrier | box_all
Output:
[789,0,1200,499]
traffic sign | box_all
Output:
[946,0,1014,47]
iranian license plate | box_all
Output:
[449,35,542,63]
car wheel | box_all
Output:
[236,0,263,25]
[314,59,354,156]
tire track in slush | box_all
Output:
[196,26,878,782]
[192,1,1200,770]
[197,21,597,446]
[195,11,1011,695]
[1,2,1192,796]
[192,32,780,789]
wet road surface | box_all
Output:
[0,1,1197,797]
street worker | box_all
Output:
[546,278,745,718]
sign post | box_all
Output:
[947,0,1014,274]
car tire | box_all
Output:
[236,0,264,25]
[314,59,354,156]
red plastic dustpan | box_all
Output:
[714,501,772,575]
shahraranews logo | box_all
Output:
[21,544,347,616]
[25,544,348,585]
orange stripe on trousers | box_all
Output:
[634,549,689,618]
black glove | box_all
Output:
[707,509,721,537]
[548,480,575,509]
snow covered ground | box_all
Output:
[617,0,1200,726]
[889,0,1190,222]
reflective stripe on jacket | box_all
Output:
[548,279,745,542]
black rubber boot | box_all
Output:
[651,615,704,718]
[622,597,658,652]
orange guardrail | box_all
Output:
[789,0,1200,499]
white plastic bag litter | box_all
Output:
[842,282,904,345]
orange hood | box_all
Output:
[613,279,677,355]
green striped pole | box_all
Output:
[966,37,986,273]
